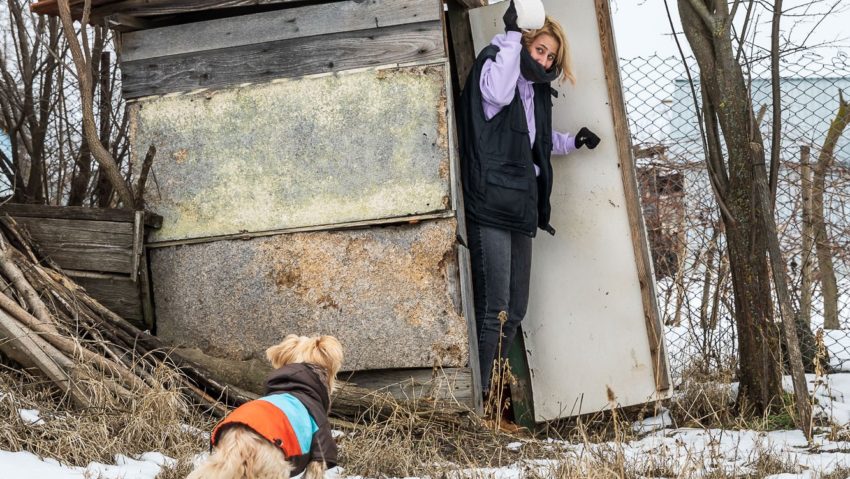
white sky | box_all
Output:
[610,0,850,60]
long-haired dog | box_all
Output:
[187,335,343,479]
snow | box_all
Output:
[8,375,850,478]
[0,450,172,479]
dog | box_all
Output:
[187,335,344,479]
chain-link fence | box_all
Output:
[620,53,850,382]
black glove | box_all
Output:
[575,127,601,149]
[503,0,520,33]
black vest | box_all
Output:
[458,44,556,237]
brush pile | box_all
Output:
[0,214,481,429]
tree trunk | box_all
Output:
[800,146,813,326]
[810,93,849,330]
[678,0,783,413]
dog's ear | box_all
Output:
[313,336,344,390]
[266,334,303,368]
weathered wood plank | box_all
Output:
[343,367,474,405]
[70,274,145,328]
[121,21,445,98]
[0,204,162,228]
[446,0,477,91]
[32,0,310,20]
[120,0,440,62]
[14,217,134,274]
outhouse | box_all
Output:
[32,0,671,423]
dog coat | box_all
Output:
[211,363,337,475]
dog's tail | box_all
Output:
[186,427,292,479]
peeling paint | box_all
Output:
[131,65,452,243]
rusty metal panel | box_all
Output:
[130,64,451,243]
[149,218,467,371]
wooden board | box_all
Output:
[343,367,474,405]
[13,217,134,275]
[120,0,441,62]
[0,203,161,228]
[468,0,671,421]
[33,0,312,20]
[121,21,445,98]
[131,64,452,243]
[70,274,145,328]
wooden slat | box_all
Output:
[594,0,670,392]
[120,0,440,62]
[32,0,307,20]
[91,0,318,19]
[138,248,156,331]
[446,1,476,93]
[0,204,162,228]
[343,367,474,405]
[14,217,134,274]
[70,274,145,328]
[121,20,445,98]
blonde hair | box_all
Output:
[521,16,576,85]
[266,334,344,391]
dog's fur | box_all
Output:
[187,335,343,479]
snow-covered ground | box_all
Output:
[6,374,850,478]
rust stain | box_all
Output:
[173,148,189,163]
[438,158,449,181]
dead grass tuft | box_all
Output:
[669,359,738,428]
[0,356,214,475]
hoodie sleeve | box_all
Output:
[552,130,578,156]
[480,31,523,120]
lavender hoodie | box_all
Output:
[479,31,577,173]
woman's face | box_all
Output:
[527,33,559,71]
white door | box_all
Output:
[468,0,671,421]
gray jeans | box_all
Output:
[467,220,532,394]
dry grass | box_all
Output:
[4,352,850,478]
[0,355,214,477]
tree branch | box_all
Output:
[57,0,135,208]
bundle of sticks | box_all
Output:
[0,214,250,416]
[0,213,478,434]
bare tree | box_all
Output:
[675,0,813,435]
[1,0,131,206]
[0,1,61,203]
[811,91,850,330]
[56,0,134,207]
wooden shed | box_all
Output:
[31,0,671,421]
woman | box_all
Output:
[458,1,600,396]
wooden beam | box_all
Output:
[12,217,135,275]
[342,367,474,406]
[445,0,476,100]
[121,20,445,99]
[0,204,162,228]
[32,0,317,21]
[594,0,670,393]
[146,211,455,248]
[120,0,440,62]
[104,13,162,32]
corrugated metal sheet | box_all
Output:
[131,64,451,243]
[150,218,468,370]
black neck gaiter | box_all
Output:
[520,47,560,84]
